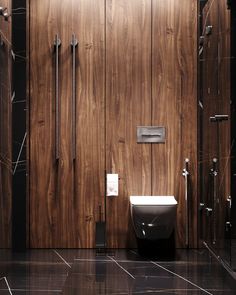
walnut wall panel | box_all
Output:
[0,0,12,248]
[29,0,197,248]
[29,0,75,247]
[29,0,105,248]
[105,0,152,248]
[152,0,198,248]
[72,0,105,248]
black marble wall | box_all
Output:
[12,0,26,250]
[0,0,12,248]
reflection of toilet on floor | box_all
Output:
[130,196,178,253]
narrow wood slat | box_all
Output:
[106,0,152,248]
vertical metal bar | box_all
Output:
[71,34,78,161]
[182,158,190,247]
[54,34,61,160]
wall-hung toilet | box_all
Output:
[130,196,178,242]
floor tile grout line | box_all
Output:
[74,258,150,263]
[151,261,213,295]
[53,250,72,269]
[107,256,135,280]
[0,288,61,294]
[0,277,13,295]
[74,258,113,262]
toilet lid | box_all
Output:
[130,196,177,205]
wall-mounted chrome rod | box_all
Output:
[54,34,61,161]
[71,34,78,161]
[210,157,218,244]
[182,158,190,247]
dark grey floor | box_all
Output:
[0,249,235,294]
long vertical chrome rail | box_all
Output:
[71,34,78,161]
[54,34,61,160]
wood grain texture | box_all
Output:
[30,0,75,247]
[72,0,105,248]
[0,0,12,248]
[106,0,152,248]
[30,0,105,248]
[29,0,198,248]
[152,0,198,248]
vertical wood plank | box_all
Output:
[72,0,105,248]
[152,0,197,247]
[106,0,152,248]
[30,0,75,247]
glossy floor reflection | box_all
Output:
[0,249,235,294]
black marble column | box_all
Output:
[12,0,27,250]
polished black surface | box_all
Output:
[12,0,27,250]
[0,249,235,294]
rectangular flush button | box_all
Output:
[137,126,166,143]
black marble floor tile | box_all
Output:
[0,278,10,295]
[0,249,235,294]
[0,249,62,263]
[0,250,69,293]
[149,261,235,290]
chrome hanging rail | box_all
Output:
[54,34,61,161]
[71,34,78,161]
[182,158,190,248]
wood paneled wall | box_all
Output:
[0,0,12,248]
[105,0,152,248]
[29,0,197,248]
[152,0,197,247]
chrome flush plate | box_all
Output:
[137,126,166,143]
